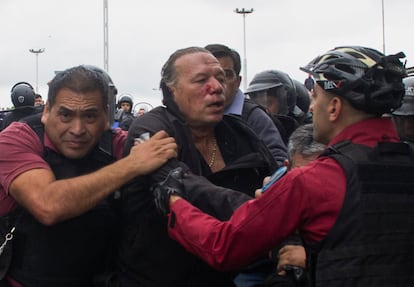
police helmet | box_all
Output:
[246,70,297,116]
[292,79,310,114]
[245,70,283,94]
[10,82,35,107]
[300,46,407,115]
[117,94,133,108]
[392,76,414,116]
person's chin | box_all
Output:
[62,146,90,159]
[210,112,223,122]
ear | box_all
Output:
[40,102,50,124]
[169,85,176,97]
[328,96,342,122]
[105,104,110,130]
[236,75,242,87]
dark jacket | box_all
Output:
[118,112,135,131]
[116,103,277,287]
[0,106,41,131]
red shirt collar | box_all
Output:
[328,117,400,148]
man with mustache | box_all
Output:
[0,65,177,287]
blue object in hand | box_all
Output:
[261,166,288,193]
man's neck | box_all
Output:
[191,128,215,144]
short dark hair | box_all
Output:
[204,44,241,76]
[47,65,109,109]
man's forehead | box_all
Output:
[53,89,104,108]
[176,52,220,71]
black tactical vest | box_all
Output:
[8,114,119,287]
[307,140,414,287]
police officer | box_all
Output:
[392,75,414,145]
[114,94,135,131]
[245,70,305,144]
[0,82,40,131]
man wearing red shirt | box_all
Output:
[0,66,177,287]
[156,46,414,286]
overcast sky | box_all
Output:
[1,0,412,110]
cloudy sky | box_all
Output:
[1,0,412,110]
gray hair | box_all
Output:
[159,47,211,106]
[161,46,211,88]
[287,123,326,161]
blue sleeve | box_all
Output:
[247,107,287,166]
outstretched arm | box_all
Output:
[9,130,177,225]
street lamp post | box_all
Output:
[103,0,109,72]
[234,8,254,91]
[29,48,45,93]
[381,0,385,54]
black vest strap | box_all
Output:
[307,140,414,287]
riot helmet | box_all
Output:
[392,76,414,116]
[117,94,134,110]
[300,46,406,115]
[246,70,297,116]
[292,79,310,115]
[245,70,283,94]
[292,79,312,123]
[10,82,35,107]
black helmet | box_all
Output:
[300,46,407,115]
[246,70,297,115]
[11,82,35,107]
[392,76,414,116]
[292,79,310,114]
[245,70,283,94]
[117,94,133,108]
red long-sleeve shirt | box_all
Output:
[168,118,400,271]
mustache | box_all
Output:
[62,136,90,143]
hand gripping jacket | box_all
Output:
[306,140,414,287]
[6,114,119,287]
[152,167,185,216]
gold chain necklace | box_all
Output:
[208,137,217,168]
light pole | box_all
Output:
[103,0,109,72]
[381,0,385,54]
[29,48,45,93]
[234,8,254,91]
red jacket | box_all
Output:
[168,117,400,271]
